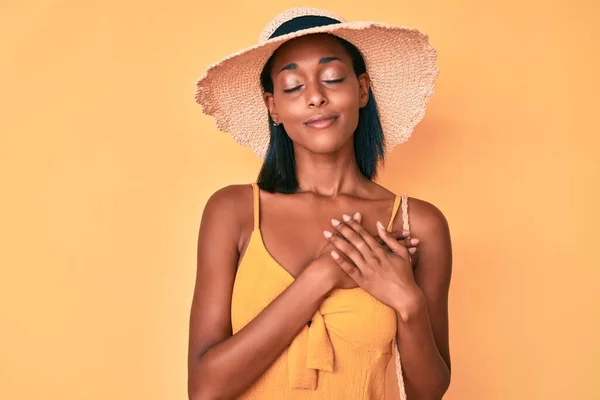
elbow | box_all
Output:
[189,393,218,400]
[188,391,220,400]
[440,366,451,396]
[408,371,451,400]
[188,365,227,400]
[187,380,207,400]
[189,367,237,400]
[189,384,228,400]
[188,348,234,400]
[431,371,452,400]
[428,370,451,400]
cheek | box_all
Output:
[275,98,304,122]
[334,89,361,127]
[335,82,362,112]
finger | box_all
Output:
[339,213,383,254]
[377,230,410,247]
[353,213,381,250]
[376,221,411,259]
[395,230,413,248]
[389,230,412,241]
[383,229,419,254]
[380,243,418,255]
[353,223,413,254]
[354,213,387,252]
[330,217,375,261]
[408,247,419,268]
[324,229,367,268]
[330,250,363,283]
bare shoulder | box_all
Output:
[201,184,253,229]
[404,196,451,239]
[203,183,252,212]
[199,183,256,253]
[401,195,453,289]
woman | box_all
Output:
[188,7,452,400]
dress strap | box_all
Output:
[386,193,410,233]
[401,193,410,233]
[251,182,260,231]
[386,194,401,231]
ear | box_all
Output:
[357,72,370,108]
[263,92,281,124]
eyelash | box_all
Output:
[283,78,345,93]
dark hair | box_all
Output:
[257,34,385,194]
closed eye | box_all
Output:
[283,78,346,94]
[283,85,302,93]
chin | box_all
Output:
[306,138,351,155]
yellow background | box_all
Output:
[1,0,598,399]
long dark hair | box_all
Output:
[257,34,385,194]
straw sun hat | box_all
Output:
[194,7,439,159]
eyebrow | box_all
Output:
[277,56,343,74]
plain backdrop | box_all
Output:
[1,0,599,399]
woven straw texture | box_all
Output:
[194,7,439,160]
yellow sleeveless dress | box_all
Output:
[230,183,410,399]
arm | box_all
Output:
[394,199,452,399]
[315,202,452,399]
[187,185,332,400]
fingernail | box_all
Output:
[331,218,340,226]
[331,250,340,259]
[342,214,351,222]
[376,221,385,230]
[323,230,333,238]
[409,247,417,254]
[353,212,361,221]
[410,238,420,245]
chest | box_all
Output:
[238,193,398,279]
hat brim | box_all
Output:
[195,21,439,159]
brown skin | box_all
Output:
[188,33,452,400]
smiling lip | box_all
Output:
[304,114,339,129]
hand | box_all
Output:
[311,240,359,290]
[323,213,423,310]
[353,213,419,266]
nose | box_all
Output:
[305,82,328,108]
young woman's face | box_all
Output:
[264,34,370,155]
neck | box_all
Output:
[294,142,369,197]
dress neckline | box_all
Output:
[248,183,402,282]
